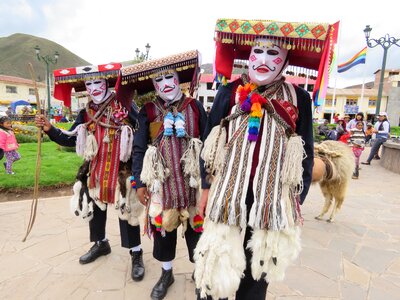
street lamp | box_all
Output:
[34,45,59,116]
[135,43,151,62]
[363,25,400,116]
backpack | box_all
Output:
[326,130,339,141]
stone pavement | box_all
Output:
[0,149,399,300]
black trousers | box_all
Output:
[198,188,268,300]
[152,222,201,262]
[89,203,141,248]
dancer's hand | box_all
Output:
[35,114,52,132]
[198,189,209,217]
[137,187,150,206]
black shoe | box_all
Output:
[151,268,175,300]
[361,161,370,165]
[130,249,145,281]
[374,155,380,160]
[79,240,111,264]
[192,270,195,281]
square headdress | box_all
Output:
[116,50,201,105]
[53,63,122,107]
[213,19,339,105]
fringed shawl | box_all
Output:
[207,82,302,230]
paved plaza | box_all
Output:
[0,149,399,300]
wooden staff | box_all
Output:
[22,63,42,242]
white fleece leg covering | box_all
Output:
[248,227,301,282]
[194,221,245,299]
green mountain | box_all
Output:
[0,33,90,81]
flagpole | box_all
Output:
[332,23,342,123]
[360,49,367,109]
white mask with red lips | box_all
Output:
[152,70,182,103]
[85,78,111,104]
[248,38,289,86]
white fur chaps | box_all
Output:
[248,227,301,282]
[194,221,246,299]
[115,177,144,226]
[70,181,94,222]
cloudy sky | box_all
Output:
[1,0,400,88]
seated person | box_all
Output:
[317,119,330,136]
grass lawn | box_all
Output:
[0,142,83,189]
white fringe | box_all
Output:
[120,125,134,162]
[140,146,168,193]
[201,125,227,176]
[181,138,203,188]
[76,125,87,157]
[281,135,305,192]
[248,227,301,282]
[84,132,98,161]
[194,221,246,299]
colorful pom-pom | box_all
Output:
[241,99,252,112]
[130,176,137,189]
[176,128,186,138]
[154,214,162,232]
[193,214,204,233]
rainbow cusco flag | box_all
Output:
[337,47,367,73]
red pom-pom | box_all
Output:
[154,214,162,232]
[193,214,204,233]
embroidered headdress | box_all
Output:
[213,19,339,106]
[116,50,201,104]
[53,63,122,107]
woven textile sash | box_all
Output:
[146,97,200,209]
[87,101,124,203]
[208,83,299,230]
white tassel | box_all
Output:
[181,138,203,186]
[201,125,227,176]
[120,125,134,162]
[76,125,87,157]
[281,135,305,192]
[84,132,98,161]
[140,146,168,192]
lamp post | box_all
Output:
[34,45,59,116]
[135,43,151,62]
[363,25,400,116]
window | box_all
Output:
[206,83,213,90]
[207,96,215,103]
[368,99,376,107]
[345,99,358,106]
[389,72,399,76]
[6,86,17,93]
[325,99,333,106]
[198,96,204,104]
[29,88,35,95]
[307,84,314,92]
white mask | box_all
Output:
[248,38,289,86]
[152,70,182,102]
[85,78,111,104]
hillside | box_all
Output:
[0,33,90,81]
